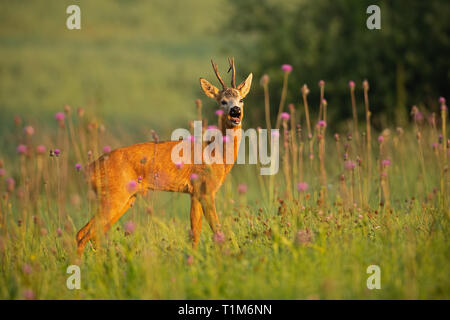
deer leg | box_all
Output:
[199,193,220,235]
[190,196,203,248]
[76,216,100,256]
[76,218,94,248]
[76,194,135,256]
[103,195,137,232]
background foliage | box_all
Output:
[227,0,450,129]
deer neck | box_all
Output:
[221,121,242,173]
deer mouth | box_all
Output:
[228,107,241,125]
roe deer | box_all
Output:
[76,58,253,255]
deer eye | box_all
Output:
[239,99,244,103]
[221,100,227,105]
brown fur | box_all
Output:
[222,88,239,98]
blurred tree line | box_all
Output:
[226,0,449,129]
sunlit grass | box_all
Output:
[0,72,448,299]
[0,1,448,300]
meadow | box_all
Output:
[0,70,448,299]
[0,0,449,300]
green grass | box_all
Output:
[0,0,449,300]
[0,177,447,299]
[0,0,230,136]
[0,105,448,299]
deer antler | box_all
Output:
[228,57,236,88]
[211,59,226,90]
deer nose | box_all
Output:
[230,106,241,117]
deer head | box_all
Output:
[200,58,253,128]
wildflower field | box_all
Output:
[0,68,448,299]
[0,0,449,301]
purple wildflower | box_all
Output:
[6,177,15,192]
[237,184,248,194]
[414,112,424,122]
[127,180,138,192]
[103,145,111,153]
[36,145,46,154]
[344,160,356,171]
[190,173,199,181]
[175,162,184,169]
[318,120,327,127]
[16,144,27,155]
[281,64,293,73]
[22,264,33,274]
[215,109,224,116]
[213,231,225,244]
[349,80,355,88]
[297,182,309,192]
[75,163,82,171]
[54,112,65,121]
[124,221,136,235]
[280,112,290,120]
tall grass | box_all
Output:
[0,65,449,299]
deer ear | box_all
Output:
[237,73,253,98]
[200,78,219,99]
